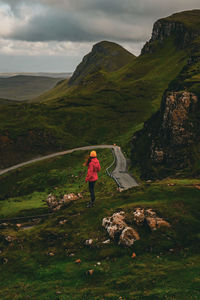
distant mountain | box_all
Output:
[68,40,135,86]
[0,72,71,79]
[0,75,66,101]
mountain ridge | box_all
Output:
[68,40,135,86]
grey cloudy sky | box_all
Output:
[0,0,200,72]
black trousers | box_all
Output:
[89,181,96,203]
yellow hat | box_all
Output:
[90,150,97,157]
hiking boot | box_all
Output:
[86,202,94,208]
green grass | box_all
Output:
[0,150,200,299]
[0,75,64,101]
[1,12,200,298]
[0,149,115,218]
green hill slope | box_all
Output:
[0,11,199,169]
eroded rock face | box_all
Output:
[150,91,198,164]
[162,91,198,145]
[102,211,140,247]
[142,18,200,54]
[131,89,199,179]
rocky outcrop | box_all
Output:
[131,89,200,178]
[46,193,82,211]
[161,91,198,145]
[68,41,134,86]
[102,211,140,247]
[133,208,171,231]
[102,209,170,247]
[142,10,200,54]
[150,91,198,165]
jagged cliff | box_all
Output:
[132,90,200,179]
[142,10,200,54]
[68,41,134,86]
[132,10,200,179]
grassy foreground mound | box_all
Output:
[0,150,200,299]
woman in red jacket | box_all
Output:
[84,150,101,207]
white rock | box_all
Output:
[102,239,110,244]
[85,239,93,245]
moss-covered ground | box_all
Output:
[0,149,199,299]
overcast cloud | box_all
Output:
[0,0,200,72]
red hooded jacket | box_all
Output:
[85,157,101,182]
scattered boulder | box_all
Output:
[59,219,68,225]
[45,192,82,211]
[133,208,145,226]
[1,257,8,264]
[56,291,62,295]
[119,227,140,247]
[102,239,110,244]
[47,252,55,256]
[103,209,171,247]
[145,209,170,231]
[156,218,171,229]
[62,193,79,203]
[102,211,140,247]
[5,236,15,243]
[85,239,93,246]
[45,194,58,210]
[133,208,170,231]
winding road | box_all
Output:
[0,145,138,190]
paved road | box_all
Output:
[112,146,139,190]
[0,145,138,190]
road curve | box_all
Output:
[0,145,138,190]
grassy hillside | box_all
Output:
[0,36,187,168]
[165,9,200,32]
[0,75,65,101]
[0,11,199,172]
[0,149,199,299]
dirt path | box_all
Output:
[0,145,138,190]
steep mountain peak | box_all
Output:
[68,40,135,86]
[142,9,200,54]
